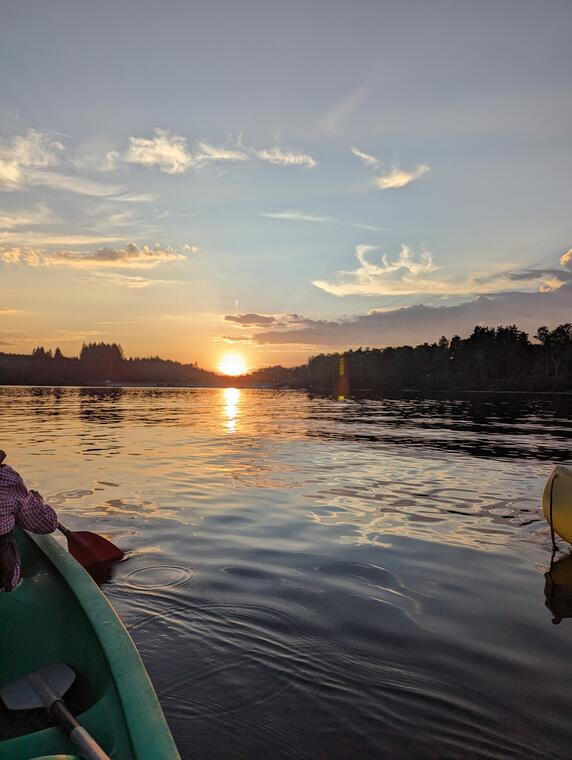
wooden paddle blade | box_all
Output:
[65,530,124,568]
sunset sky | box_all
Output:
[1,1,571,371]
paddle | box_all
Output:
[58,523,124,569]
[1,662,111,760]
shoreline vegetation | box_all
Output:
[1,323,571,394]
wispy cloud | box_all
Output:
[313,244,442,296]
[259,209,382,231]
[26,170,123,197]
[113,192,158,203]
[0,204,56,229]
[0,129,63,181]
[218,335,256,344]
[125,130,251,174]
[351,146,431,190]
[350,146,380,168]
[0,242,198,269]
[0,307,20,316]
[88,271,181,289]
[256,146,316,168]
[0,328,101,349]
[194,140,248,167]
[0,232,125,246]
[312,244,572,298]
[126,129,193,174]
[0,129,123,197]
[374,164,430,190]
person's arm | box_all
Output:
[15,482,58,534]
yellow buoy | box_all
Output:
[543,466,572,543]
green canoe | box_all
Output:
[0,528,181,760]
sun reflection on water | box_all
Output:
[223,387,241,433]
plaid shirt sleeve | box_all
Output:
[0,465,58,535]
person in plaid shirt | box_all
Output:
[0,450,58,591]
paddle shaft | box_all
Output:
[58,522,72,539]
[28,671,111,760]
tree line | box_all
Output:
[242,323,572,393]
[0,342,223,386]
[0,324,571,392]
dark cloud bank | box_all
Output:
[225,286,572,349]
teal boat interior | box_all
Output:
[0,528,180,760]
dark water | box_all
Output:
[1,386,572,759]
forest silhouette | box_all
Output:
[0,323,571,393]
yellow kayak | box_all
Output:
[543,466,572,544]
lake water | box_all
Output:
[1,386,572,759]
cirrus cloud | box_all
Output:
[351,146,431,190]
[374,163,430,190]
[126,129,193,174]
[0,242,198,269]
[255,146,316,168]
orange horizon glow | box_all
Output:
[217,352,248,376]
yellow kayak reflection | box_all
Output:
[545,554,572,625]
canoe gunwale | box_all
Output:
[24,531,181,760]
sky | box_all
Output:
[1,0,571,371]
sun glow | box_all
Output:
[217,352,247,376]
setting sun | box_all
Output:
[217,353,247,376]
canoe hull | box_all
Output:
[0,529,180,760]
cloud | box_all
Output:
[256,146,317,168]
[374,163,430,190]
[126,129,193,174]
[0,129,63,177]
[193,141,248,167]
[112,192,158,203]
[259,209,382,231]
[312,244,572,298]
[25,170,123,197]
[0,232,125,246]
[0,242,198,269]
[0,129,122,197]
[350,146,430,190]
[224,313,314,329]
[249,286,572,349]
[350,146,380,168]
[0,307,20,316]
[88,272,181,289]
[0,204,56,229]
[313,244,444,296]
[0,328,101,349]
[561,248,572,269]
[125,130,249,174]
[218,335,255,343]
[224,313,279,327]
[92,128,315,175]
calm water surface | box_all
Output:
[2,386,572,759]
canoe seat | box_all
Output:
[30,755,83,759]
